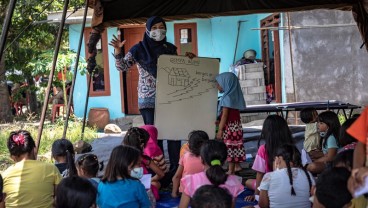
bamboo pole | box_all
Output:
[62,0,89,139]
[35,0,70,156]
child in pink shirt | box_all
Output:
[179,140,244,208]
[245,115,294,202]
[171,130,209,197]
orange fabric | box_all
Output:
[180,143,189,159]
[347,107,368,144]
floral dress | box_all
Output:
[220,108,246,163]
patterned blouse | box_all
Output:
[114,44,177,109]
[115,52,157,109]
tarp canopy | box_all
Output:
[87,0,368,50]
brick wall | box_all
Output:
[236,63,267,123]
[237,63,266,105]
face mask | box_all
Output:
[149,29,166,41]
[319,131,327,137]
[130,167,144,179]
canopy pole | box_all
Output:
[35,0,70,156]
[62,0,89,139]
[0,0,17,64]
[81,71,93,140]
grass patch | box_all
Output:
[0,120,97,171]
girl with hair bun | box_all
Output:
[2,130,61,208]
[178,140,243,208]
[76,153,103,188]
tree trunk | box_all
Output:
[0,54,13,122]
[26,75,38,113]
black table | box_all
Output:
[240,100,361,120]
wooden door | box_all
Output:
[122,27,145,114]
[261,14,282,103]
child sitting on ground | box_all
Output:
[55,176,97,208]
[300,108,322,160]
[141,125,168,173]
[2,130,61,208]
[123,127,165,200]
[76,153,103,188]
[52,138,78,177]
[258,144,314,208]
[307,111,340,174]
[313,167,352,208]
[245,115,294,201]
[191,185,233,208]
[172,130,209,197]
[179,140,244,208]
[97,145,150,208]
[332,149,367,208]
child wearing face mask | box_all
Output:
[215,72,246,175]
[123,127,165,200]
[97,145,151,208]
[258,144,314,208]
[307,111,341,174]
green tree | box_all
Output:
[30,49,87,107]
[0,0,84,122]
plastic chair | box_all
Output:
[13,102,24,115]
[51,103,74,123]
[52,104,65,123]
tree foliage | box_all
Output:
[3,0,85,80]
[0,0,85,117]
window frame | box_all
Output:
[174,23,198,56]
[84,28,111,97]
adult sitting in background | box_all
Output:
[49,86,64,104]
[11,83,28,115]
[0,130,62,208]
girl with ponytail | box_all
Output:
[178,140,243,208]
[52,139,78,177]
[258,144,314,208]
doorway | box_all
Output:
[119,27,145,114]
[260,14,282,103]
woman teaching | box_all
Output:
[109,16,192,172]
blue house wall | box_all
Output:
[70,14,273,119]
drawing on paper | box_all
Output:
[159,66,217,104]
[168,68,190,87]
